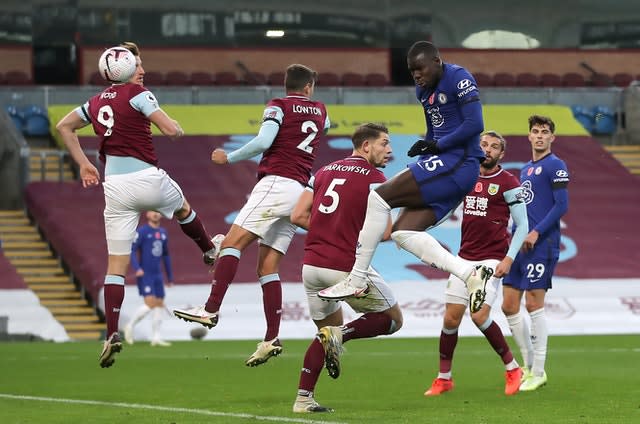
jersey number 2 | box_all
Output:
[297,120,319,153]
[318,178,346,214]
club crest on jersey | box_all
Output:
[438,93,447,104]
[535,166,543,175]
[488,183,499,195]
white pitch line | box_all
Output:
[0,394,348,424]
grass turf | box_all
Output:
[1,335,638,423]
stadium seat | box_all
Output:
[590,73,613,87]
[317,72,341,86]
[571,105,595,132]
[341,72,366,86]
[165,71,190,86]
[22,105,51,137]
[5,105,25,133]
[612,72,634,87]
[493,72,516,87]
[472,72,493,87]
[365,73,389,86]
[267,72,285,86]
[516,72,540,87]
[592,105,617,135]
[562,72,586,87]
[540,73,563,87]
[245,72,267,85]
[143,71,166,86]
[190,71,215,86]
[0,72,5,85]
[214,71,241,85]
[5,71,32,85]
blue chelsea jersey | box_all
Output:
[520,153,570,248]
[415,63,485,162]
[130,224,173,280]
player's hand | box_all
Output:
[493,257,513,278]
[79,163,100,188]
[211,148,228,164]
[521,230,540,253]
[135,269,144,277]
[407,139,439,157]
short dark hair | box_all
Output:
[528,115,555,133]
[407,41,440,59]
[285,64,318,92]
[120,41,140,56]
[352,123,389,149]
[482,130,506,151]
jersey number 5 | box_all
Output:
[318,178,346,214]
[297,120,319,153]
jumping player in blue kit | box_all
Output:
[319,41,494,310]
[124,211,174,347]
[502,115,570,392]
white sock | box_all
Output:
[391,230,471,281]
[505,312,533,368]
[529,308,548,376]
[152,307,163,341]
[128,304,151,329]
[351,191,391,282]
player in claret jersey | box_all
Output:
[289,123,401,413]
[424,131,528,398]
[56,42,216,368]
[174,64,330,367]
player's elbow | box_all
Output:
[290,212,308,230]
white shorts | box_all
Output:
[445,257,501,308]
[103,167,184,255]
[303,264,397,321]
[234,175,303,254]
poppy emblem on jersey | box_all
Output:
[438,93,447,104]
[155,232,161,239]
[535,166,543,175]
[527,167,534,176]
[474,182,483,192]
[488,183,499,195]
[428,93,435,105]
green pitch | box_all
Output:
[1,335,638,423]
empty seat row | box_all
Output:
[0,71,33,85]
[87,71,390,87]
[472,71,638,88]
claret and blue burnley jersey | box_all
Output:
[519,153,570,250]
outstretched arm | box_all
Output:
[56,109,99,188]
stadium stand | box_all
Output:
[492,72,517,87]
[88,71,108,86]
[515,72,540,87]
[0,72,5,85]
[189,71,215,86]
[590,73,613,87]
[317,71,341,86]
[473,72,493,87]
[5,70,32,85]
[165,71,190,86]
[592,105,617,135]
[365,72,389,86]
[341,72,366,86]
[214,71,241,85]
[22,105,50,137]
[5,105,25,133]
[267,71,285,86]
[540,72,563,87]
[0,249,28,290]
[613,72,634,87]
[245,71,267,85]
[562,72,586,87]
[143,71,166,86]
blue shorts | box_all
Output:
[503,242,559,291]
[408,155,480,222]
[136,274,166,298]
